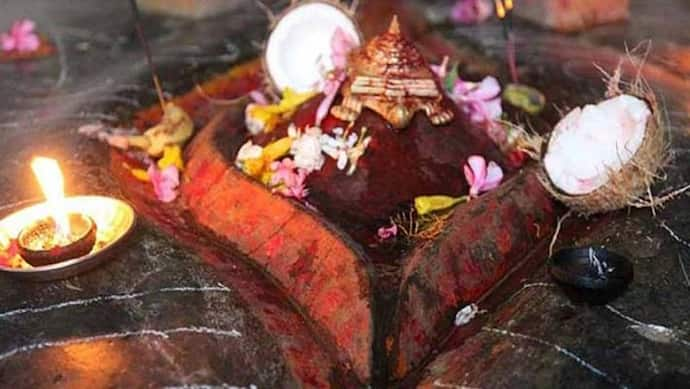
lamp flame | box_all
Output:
[495,0,506,19]
[495,0,513,19]
[30,157,70,240]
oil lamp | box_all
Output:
[17,158,97,266]
[0,157,136,281]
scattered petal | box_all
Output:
[377,224,398,241]
[270,158,310,200]
[451,76,503,124]
[131,168,150,182]
[464,155,503,197]
[249,90,270,105]
[1,19,40,53]
[415,195,468,216]
[291,127,325,173]
[148,164,180,203]
[454,303,479,326]
[330,27,358,69]
[451,0,493,25]
[236,141,264,165]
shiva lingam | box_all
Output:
[0,157,135,281]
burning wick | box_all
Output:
[31,157,71,243]
[495,0,518,83]
[17,157,97,266]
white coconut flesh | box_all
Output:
[265,2,361,94]
[544,94,651,195]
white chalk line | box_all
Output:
[605,305,690,348]
[432,379,480,389]
[164,385,257,389]
[0,286,231,320]
[0,326,242,362]
[483,327,629,389]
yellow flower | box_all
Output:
[242,158,266,178]
[131,168,150,182]
[240,137,293,178]
[414,195,468,216]
[157,145,185,171]
[246,104,281,134]
[245,88,316,134]
[262,137,292,162]
[277,88,315,115]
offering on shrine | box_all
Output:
[108,102,194,157]
[331,16,454,128]
[264,1,361,94]
[539,70,667,215]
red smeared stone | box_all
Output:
[114,19,560,382]
[286,97,507,231]
[181,108,374,383]
[392,171,556,379]
[110,151,361,388]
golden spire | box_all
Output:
[388,15,400,35]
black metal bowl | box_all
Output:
[549,246,633,304]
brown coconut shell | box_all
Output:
[538,73,669,216]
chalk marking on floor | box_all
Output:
[605,305,690,348]
[0,326,242,361]
[483,327,628,389]
[0,285,231,320]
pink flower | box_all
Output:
[464,155,503,197]
[316,28,358,125]
[1,19,40,53]
[452,76,502,124]
[249,90,270,105]
[451,0,493,25]
[316,71,346,125]
[271,158,309,200]
[377,224,398,241]
[430,56,450,80]
[148,164,180,203]
[330,27,358,70]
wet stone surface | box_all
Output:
[1,0,690,388]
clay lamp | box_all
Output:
[0,157,135,281]
[549,246,633,304]
[17,212,97,267]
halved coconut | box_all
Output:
[264,1,362,94]
[539,75,668,215]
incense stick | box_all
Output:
[496,0,519,83]
[128,0,166,110]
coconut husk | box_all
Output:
[538,63,670,216]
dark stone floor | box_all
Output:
[0,0,689,388]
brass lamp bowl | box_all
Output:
[0,196,136,281]
[18,213,97,267]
